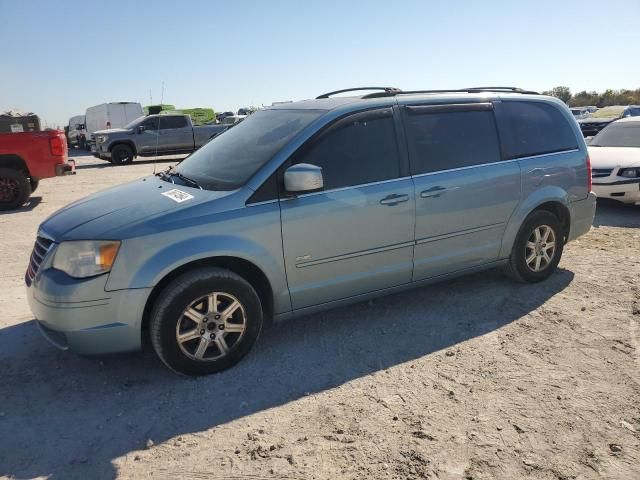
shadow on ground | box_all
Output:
[0,268,573,479]
[593,199,640,228]
[0,196,41,215]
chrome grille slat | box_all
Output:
[25,234,55,286]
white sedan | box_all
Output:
[588,117,640,205]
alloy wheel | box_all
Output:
[175,292,247,361]
[525,225,556,272]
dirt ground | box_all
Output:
[0,151,639,480]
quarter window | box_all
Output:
[405,109,501,174]
[294,111,400,190]
[498,101,578,159]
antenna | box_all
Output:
[152,81,164,175]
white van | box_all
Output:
[67,115,87,149]
[84,102,144,142]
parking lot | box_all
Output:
[0,152,639,479]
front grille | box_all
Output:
[592,168,613,178]
[25,235,54,286]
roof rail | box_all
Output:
[316,87,401,99]
[362,86,539,99]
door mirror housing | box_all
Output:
[137,125,146,134]
[284,163,323,193]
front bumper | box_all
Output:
[593,180,640,205]
[569,192,597,241]
[26,250,151,354]
[92,141,111,159]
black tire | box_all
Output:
[150,267,263,376]
[110,144,134,165]
[0,168,31,210]
[504,210,564,283]
[30,178,39,194]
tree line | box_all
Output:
[541,86,640,107]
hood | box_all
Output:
[93,128,131,135]
[588,146,640,169]
[579,118,616,124]
[40,175,234,240]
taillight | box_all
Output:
[50,136,64,156]
[586,154,592,191]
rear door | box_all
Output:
[280,107,415,309]
[403,102,521,280]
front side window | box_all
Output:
[294,110,400,190]
[405,109,501,175]
[175,109,324,190]
[500,101,578,158]
[590,122,640,148]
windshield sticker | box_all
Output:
[161,189,194,203]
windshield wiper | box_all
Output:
[169,171,203,189]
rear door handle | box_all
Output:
[379,193,409,206]
[420,186,447,198]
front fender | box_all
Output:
[106,233,291,314]
[499,186,570,259]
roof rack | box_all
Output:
[316,87,402,99]
[361,86,539,99]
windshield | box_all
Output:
[624,107,640,117]
[124,116,146,129]
[590,122,640,148]
[175,109,324,190]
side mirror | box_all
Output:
[284,163,323,193]
[137,125,146,134]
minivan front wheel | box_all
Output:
[504,210,564,283]
[150,267,263,375]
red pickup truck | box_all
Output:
[0,130,74,210]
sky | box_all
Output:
[1,0,639,128]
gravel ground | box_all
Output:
[0,151,639,480]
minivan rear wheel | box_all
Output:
[149,267,263,376]
[504,210,564,283]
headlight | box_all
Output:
[618,168,639,178]
[53,240,120,278]
[96,135,108,143]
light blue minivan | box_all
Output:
[26,87,596,375]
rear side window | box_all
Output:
[405,109,501,174]
[159,116,188,129]
[294,110,400,190]
[498,101,578,159]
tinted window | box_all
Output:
[405,110,501,174]
[590,122,640,148]
[159,116,188,129]
[175,109,323,190]
[294,111,400,190]
[499,101,578,158]
[141,117,159,130]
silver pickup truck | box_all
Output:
[92,114,228,165]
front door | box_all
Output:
[401,102,521,280]
[158,115,193,153]
[280,108,415,310]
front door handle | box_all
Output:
[379,193,409,206]
[420,186,447,198]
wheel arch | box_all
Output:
[109,140,137,156]
[500,188,571,258]
[0,154,30,176]
[141,256,274,334]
